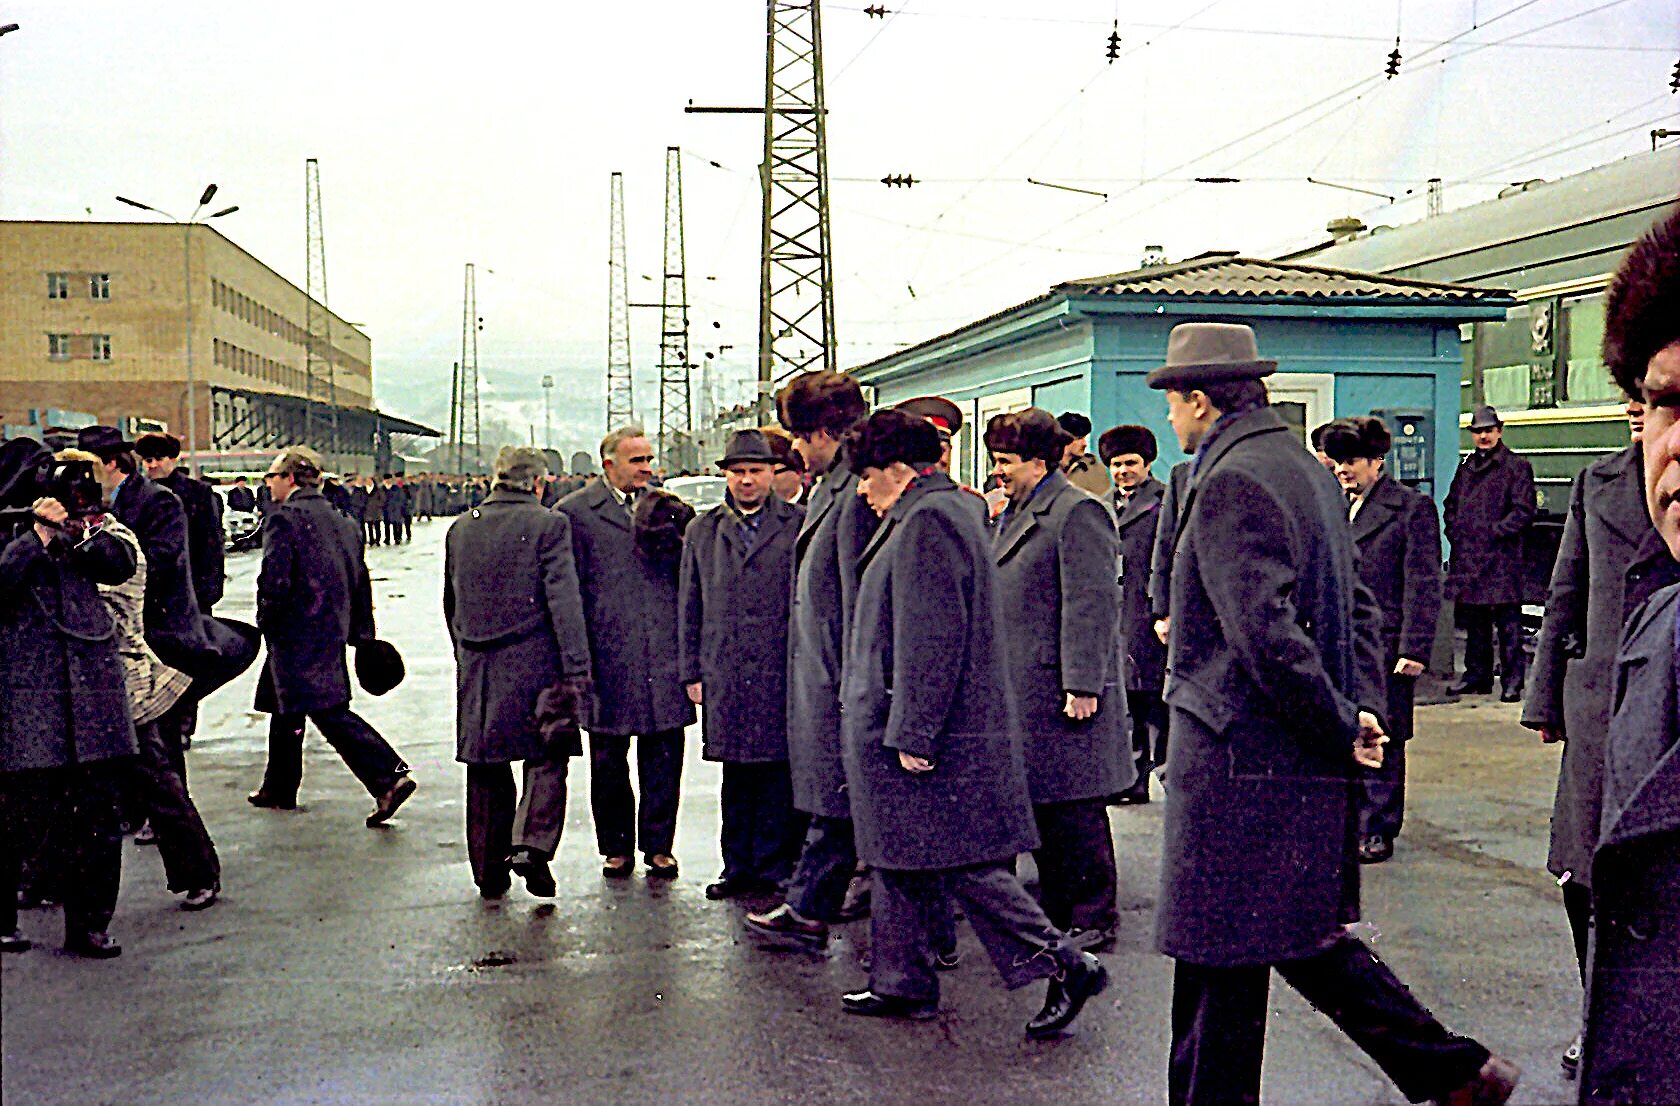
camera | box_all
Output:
[47,459,103,517]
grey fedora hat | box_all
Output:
[1145,322,1278,390]
[718,429,780,467]
[1467,404,1503,430]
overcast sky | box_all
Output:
[2,0,1674,458]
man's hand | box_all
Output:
[685,682,703,705]
[1540,726,1565,744]
[1153,617,1170,645]
[898,751,934,774]
[1063,693,1098,721]
[1354,710,1388,769]
[32,497,67,546]
[1393,657,1425,678]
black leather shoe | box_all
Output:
[1357,835,1394,864]
[0,931,31,953]
[247,789,297,810]
[1560,1032,1581,1077]
[646,856,679,880]
[510,850,556,897]
[1499,687,1523,703]
[64,931,123,959]
[181,884,220,911]
[841,990,938,1020]
[744,904,830,951]
[1448,679,1492,696]
[366,775,417,827]
[1026,952,1108,1038]
[478,880,510,901]
[602,857,634,880]
[1430,1055,1520,1106]
[706,877,754,900]
[1067,925,1117,953]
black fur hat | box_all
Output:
[1097,424,1157,465]
[776,371,869,436]
[1056,411,1092,439]
[1605,207,1680,398]
[1319,416,1393,462]
[984,408,1072,466]
[846,409,943,471]
[634,489,696,575]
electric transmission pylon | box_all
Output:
[304,158,337,458]
[459,263,481,473]
[658,147,692,471]
[757,0,837,421]
[606,172,635,434]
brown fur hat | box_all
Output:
[846,409,942,471]
[633,488,696,575]
[983,408,1071,467]
[1605,207,1680,398]
[1319,416,1392,461]
[776,371,869,437]
[1097,424,1157,465]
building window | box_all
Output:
[89,335,112,362]
[48,334,72,360]
[47,273,70,299]
[88,273,111,300]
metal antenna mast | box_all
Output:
[658,147,692,471]
[606,172,635,433]
[304,158,337,459]
[460,263,481,473]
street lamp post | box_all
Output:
[541,374,554,449]
[115,185,239,476]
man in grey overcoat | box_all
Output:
[746,372,875,949]
[1149,322,1516,1106]
[679,430,805,900]
[986,408,1129,951]
[1444,404,1537,701]
[836,409,1107,1038]
[1520,401,1648,1077]
[1323,416,1444,865]
[445,447,592,899]
[1101,423,1167,805]
[558,427,694,879]
[1574,205,1680,1105]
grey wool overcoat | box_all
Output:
[556,480,694,737]
[1147,461,1191,623]
[787,456,878,817]
[1116,477,1167,693]
[1578,583,1680,1106]
[840,472,1039,872]
[1350,473,1443,670]
[679,495,804,763]
[0,528,139,772]
[1154,406,1386,968]
[993,470,1131,804]
[1522,445,1651,888]
[1443,442,1537,606]
[445,489,592,764]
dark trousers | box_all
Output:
[0,760,128,938]
[1169,935,1489,1106]
[1563,877,1593,983]
[871,862,1076,1003]
[785,814,859,922]
[465,756,570,891]
[364,518,382,545]
[719,761,803,885]
[1459,602,1525,693]
[261,708,409,800]
[1031,798,1118,933]
[588,729,683,860]
[384,519,402,544]
[1126,689,1167,771]
[1358,672,1415,843]
[402,517,413,542]
[133,720,219,893]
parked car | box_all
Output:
[662,475,728,512]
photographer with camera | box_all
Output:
[0,441,140,957]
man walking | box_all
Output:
[1100,424,1167,805]
[558,427,694,880]
[1444,405,1536,701]
[445,447,591,899]
[679,430,805,900]
[248,447,416,825]
[1149,322,1517,1106]
[135,432,224,617]
[1322,416,1443,865]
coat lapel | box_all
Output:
[1351,476,1402,545]
[1114,477,1163,534]
[587,481,633,532]
[1592,445,1652,549]
[994,471,1067,564]
[739,497,797,567]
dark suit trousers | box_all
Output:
[1563,877,1592,983]
[1032,798,1119,933]
[0,761,128,937]
[785,814,859,922]
[1459,602,1525,692]
[1126,690,1166,773]
[364,518,382,545]
[261,708,409,800]
[465,757,570,891]
[133,720,219,892]
[871,862,1077,1004]
[719,761,803,884]
[384,519,402,544]
[1169,935,1489,1106]
[588,729,683,859]
[1358,672,1415,843]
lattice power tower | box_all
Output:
[303,158,337,455]
[657,147,692,470]
[452,263,481,473]
[606,172,635,433]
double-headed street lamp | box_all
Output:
[115,185,239,476]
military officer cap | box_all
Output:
[1145,322,1277,391]
[894,396,963,438]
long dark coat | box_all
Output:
[1579,583,1680,1105]
[0,528,139,772]
[1443,442,1536,606]
[679,495,803,763]
[1350,473,1443,671]
[227,484,257,514]
[557,481,695,737]
[1116,476,1167,693]
[254,487,375,715]
[840,472,1039,872]
[445,489,592,764]
[1522,445,1649,888]
[993,471,1131,803]
[1155,406,1386,967]
[382,483,409,523]
[158,469,225,611]
[786,457,877,817]
[1147,461,1191,623]
[110,473,210,668]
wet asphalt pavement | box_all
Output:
[2,518,1584,1105]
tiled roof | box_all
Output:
[1055,251,1510,301]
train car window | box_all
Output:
[1562,293,1620,404]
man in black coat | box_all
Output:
[1444,404,1537,701]
[136,432,224,616]
[248,448,416,826]
[227,476,257,515]
[1100,424,1167,805]
[380,476,409,545]
[1323,416,1444,864]
[1149,323,1516,1106]
[557,427,695,879]
[445,447,591,899]
[679,430,805,900]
